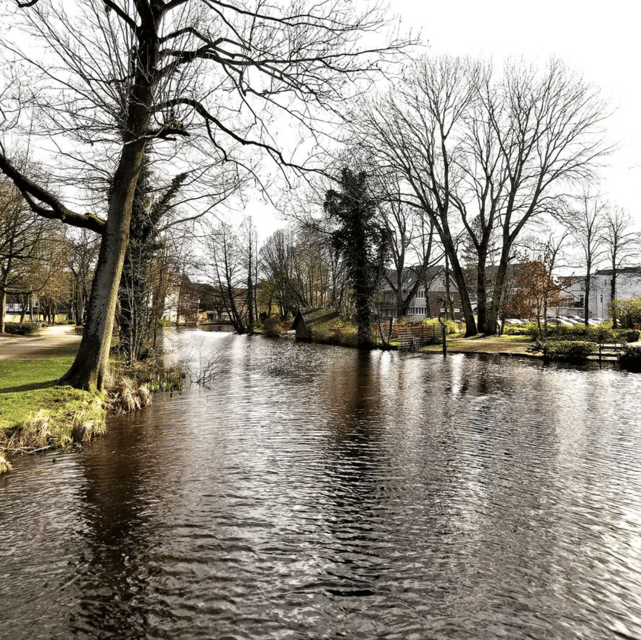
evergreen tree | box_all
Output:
[324,168,389,349]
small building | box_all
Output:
[291,307,339,341]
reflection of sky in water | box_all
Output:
[2,331,641,639]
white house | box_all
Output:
[560,266,641,319]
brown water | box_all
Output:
[2,330,641,639]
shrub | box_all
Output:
[262,315,282,337]
[519,321,542,337]
[4,322,40,335]
[423,317,458,335]
[503,322,535,335]
[620,346,641,370]
[543,340,597,362]
[616,329,641,343]
[311,318,359,347]
[587,326,613,343]
[610,298,641,328]
[535,325,636,344]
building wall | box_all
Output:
[562,270,641,319]
[377,272,463,320]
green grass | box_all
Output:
[495,334,533,343]
[0,343,88,431]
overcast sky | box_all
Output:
[251,1,641,239]
[5,2,638,238]
[392,0,641,215]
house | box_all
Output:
[376,266,463,321]
[291,307,339,341]
[559,266,641,319]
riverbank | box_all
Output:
[0,325,179,475]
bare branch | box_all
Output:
[0,151,105,234]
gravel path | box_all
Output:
[0,325,81,361]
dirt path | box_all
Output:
[0,325,82,361]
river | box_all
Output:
[1,329,641,639]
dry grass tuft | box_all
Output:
[0,396,107,453]
[0,452,12,475]
[107,375,152,413]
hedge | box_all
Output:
[543,340,597,363]
[3,322,40,335]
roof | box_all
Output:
[291,307,339,330]
[383,265,459,288]
[595,266,641,277]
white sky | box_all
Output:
[4,1,638,240]
[399,0,641,215]
[253,0,641,239]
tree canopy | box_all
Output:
[0,0,410,388]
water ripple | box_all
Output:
[2,334,641,638]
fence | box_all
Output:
[373,322,444,350]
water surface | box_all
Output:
[2,330,641,639]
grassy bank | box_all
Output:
[0,341,181,475]
[420,333,536,355]
[0,343,85,430]
[0,343,106,473]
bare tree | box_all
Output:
[353,55,611,335]
[354,56,480,334]
[67,229,99,326]
[206,218,257,334]
[566,194,608,326]
[0,0,410,390]
[0,174,67,332]
[373,172,442,318]
[259,228,303,316]
[602,206,639,327]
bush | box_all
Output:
[423,317,458,335]
[4,322,40,335]
[262,315,282,338]
[312,319,359,347]
[616,329,641,343]
[620,346,641,370]
[503,322,535,335]
[610,298,641,327]
[533,324,638,344]
[543,340,597,362]
[587,326,614,343]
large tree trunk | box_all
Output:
[59,145,145,391]
[487,254,510,336]
[0,288,6,334]
[611,255,618,329]
[441,236,477,336]
[58,9,159,390]
[475,248,490,334]
[584,269,592,327]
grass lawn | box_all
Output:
[0,343,91,431]
[421,333,536,355]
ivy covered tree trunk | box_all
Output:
[324,168,389,350]
[118,159,186,362]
